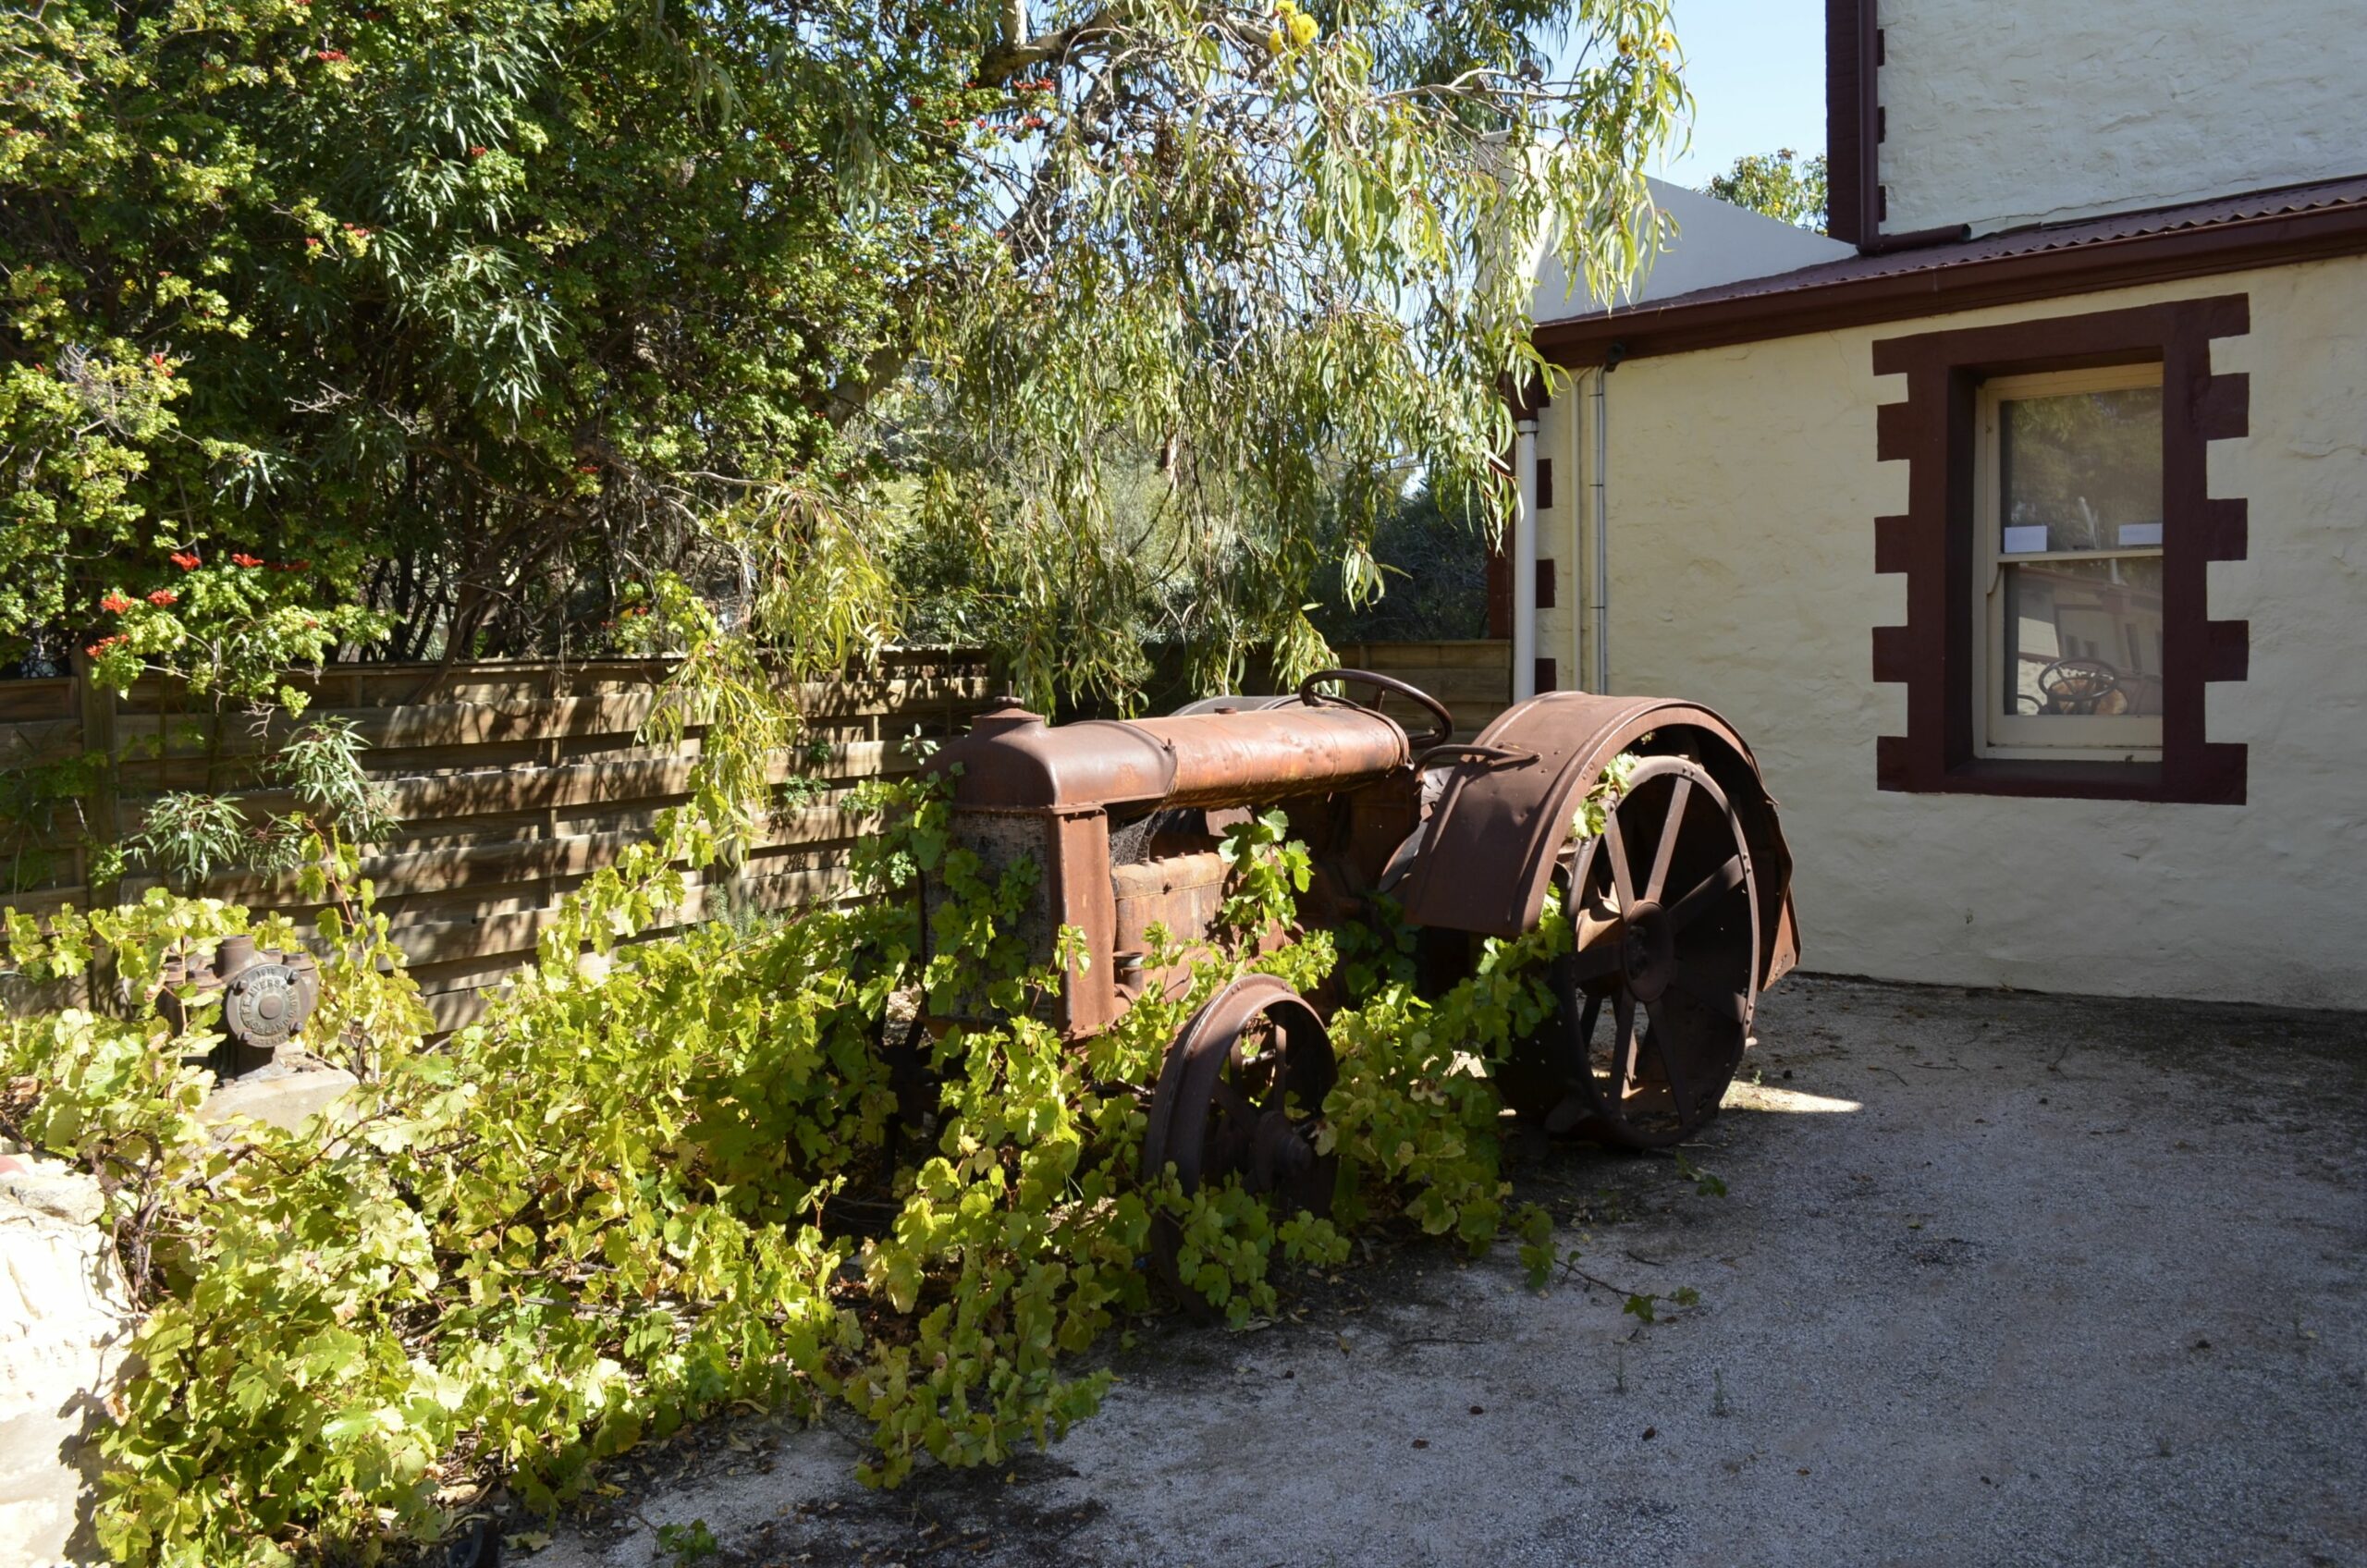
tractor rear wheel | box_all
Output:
[1507,756,1761,1148]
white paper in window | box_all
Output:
[2002,525,2050,555]
[2117,522,2164,546]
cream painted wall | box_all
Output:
[1581,257,2367,1008]
[1880,0,2367,235]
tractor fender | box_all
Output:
[1397,692,1799,991]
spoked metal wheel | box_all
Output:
[1512,756,1760,1148]
[1142,974,1338,1299]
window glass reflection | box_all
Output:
[2001,556,2165,717]
[2000,387,2163,554]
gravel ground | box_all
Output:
[531,975,2367,1568]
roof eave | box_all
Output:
[1531,197,2367,367]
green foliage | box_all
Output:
[1214,807,1315,940]
[1701,148,1830,232]
[2,0,920,675]
[124,717,395,891]
[125,793,251,893]
[1621,1283,1699,1325]
[1323,904,1568,1247]
[2,769,1591,1564]
[1568,747,1640,840]
[4,0,1687,711]
[656,1520,722,1564]
[73,557,389,709]
[1308,480,1493,645]
[1674,1150,1726,1198]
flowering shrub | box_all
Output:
[76,556,386,709]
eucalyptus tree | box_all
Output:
[2,0,1684,706]
[1704,148,1831,232]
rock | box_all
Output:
[196,1055,358,1133]
[0,1160,104,1228]
[0,1180,133,1567]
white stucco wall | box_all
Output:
[1879,0,2367,235]
[1531,178,1852,322]
[1568,256,2367,1009]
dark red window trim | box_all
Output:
[1870,295,2250,802]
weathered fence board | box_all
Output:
[3,642,1513,1028]
[1326,641,1513,741]
[3,653,989,1026]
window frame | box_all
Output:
[1870,296,2250,804]
[1973,363,2167,761]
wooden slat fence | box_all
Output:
[1,642,1511,1029]
[1325,640,1513,741]
[2,653,990,1030]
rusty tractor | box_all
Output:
[921,670,1797,1256]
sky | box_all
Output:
[1629,0,1827,188]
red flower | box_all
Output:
[231,553,264,568]
[470,145,488,157]
[83,633,128,656]
[146,588,178,607]
[305,237,322,250]
[575,463,599,474]
[269,558,311,572]
[100,592,133,614]
[169,551,202,570]
[315,48,347,62]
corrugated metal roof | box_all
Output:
[1583,177,2367,317]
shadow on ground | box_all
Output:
[533,976,2367,1568]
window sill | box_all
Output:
[1935,757,2165,800]
[1878,737,2246,803]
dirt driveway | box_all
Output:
[535,976,2367,1568]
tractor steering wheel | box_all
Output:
[1296,668,1456,751]
[2038,656,2121,716]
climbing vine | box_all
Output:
[0,778,1576,1566]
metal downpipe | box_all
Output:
[1589,346,1625,692]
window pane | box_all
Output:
[1999,386,2162,554]
[2001,557,2165,717]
